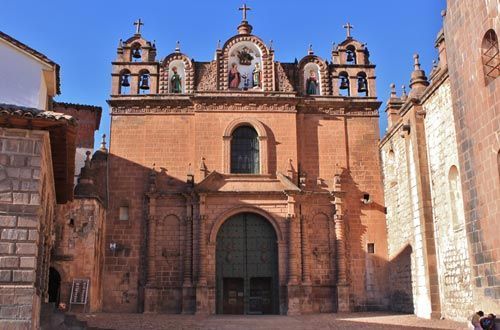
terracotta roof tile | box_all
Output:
[0,103,76,125]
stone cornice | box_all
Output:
[108,93,381,116]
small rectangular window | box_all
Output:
[367,243,375,254]
[119,206,129,221]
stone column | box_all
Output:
[335,214,349,312]
[144,196,158,313]
[181,198,193,314]
[300,214,313,313]
[300,215,311,284]
[286,194,301,315]
[195,194,209,314]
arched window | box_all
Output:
[119,69,131,95]
[346,45,357,64]
[138,70,150,95]
[482,29,499,85]
[131,43,142,62]
[339,72,350,97]
[448,166,464,228]
[357,71,368,96]
[231,126,259,174]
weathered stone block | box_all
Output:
[0,256,19,268]
[0,270,12,281]
[0,215,16,227]
[15,243,37,255]
[12,270,35,283]
[17,216,38,228]
[0,243,14,254]
[1,229,28,240]
[19,257,35,269]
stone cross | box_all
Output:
[343,22,354,38]
[134,19,144,34]
[239,4,252,21]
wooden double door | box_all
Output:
[216,213,278,314]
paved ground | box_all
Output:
[77,312,468,330]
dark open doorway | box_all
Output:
[48,267,61,305]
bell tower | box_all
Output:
[331,23,376,98]
[111,19,158,95]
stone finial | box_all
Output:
[100,134,108,152]
[409,53,429,93]
[175,41,181,53]
[332,42,336,52]
[216,39,221,50]
[118,39,123,49]
[199,157,208,178]
[269,40,273,51]
[390,83,397,98]
[308,44,314,55]
[413,54,421,71]
[401,85,407,100]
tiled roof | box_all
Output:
[0,103,76,125]
[0,31,61,94]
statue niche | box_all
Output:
[303,62,321,95]
[168,60,186,93]
[228,42,263,90]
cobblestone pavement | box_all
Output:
[77,312,467,330]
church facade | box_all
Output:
[101,11,388,315]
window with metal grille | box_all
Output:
[482,29,499,85]
[231,126,259,174]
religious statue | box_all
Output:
[170,66,182,93]
[237,47,254,65]
[229,63,241,89]
[252,62,261,88]
[306,70,319,95]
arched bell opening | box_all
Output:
[119,69,131,95]
[215,212,279,315]
[346,45,357,64]
[338,71,350,97]
[356,71,368,96]
[131,42,142,62]
[138,69,150,95]
[481,29,499,85]
[48,267,61,306]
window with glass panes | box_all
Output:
[231,126,259,174]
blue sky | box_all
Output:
[1,0,445,148]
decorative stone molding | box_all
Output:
[298,55,331,95]
[218,34,274,91]
[160,53,195,94]
[222,118,269,175]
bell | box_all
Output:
[139,75,149,90]
[358,78,367,93]
[132,48,141,59]
[121,75,130,87]
[339,76,349,90]
[346,51,354,63]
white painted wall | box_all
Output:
[0,39,50,109]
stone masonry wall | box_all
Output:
[445,0,500,311]
[381,124,431,317]
[53,198,106,312]
[0,128,56,329]
[422,78,473,321]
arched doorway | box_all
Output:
[216,212,278,314]
[48,267,61,305]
